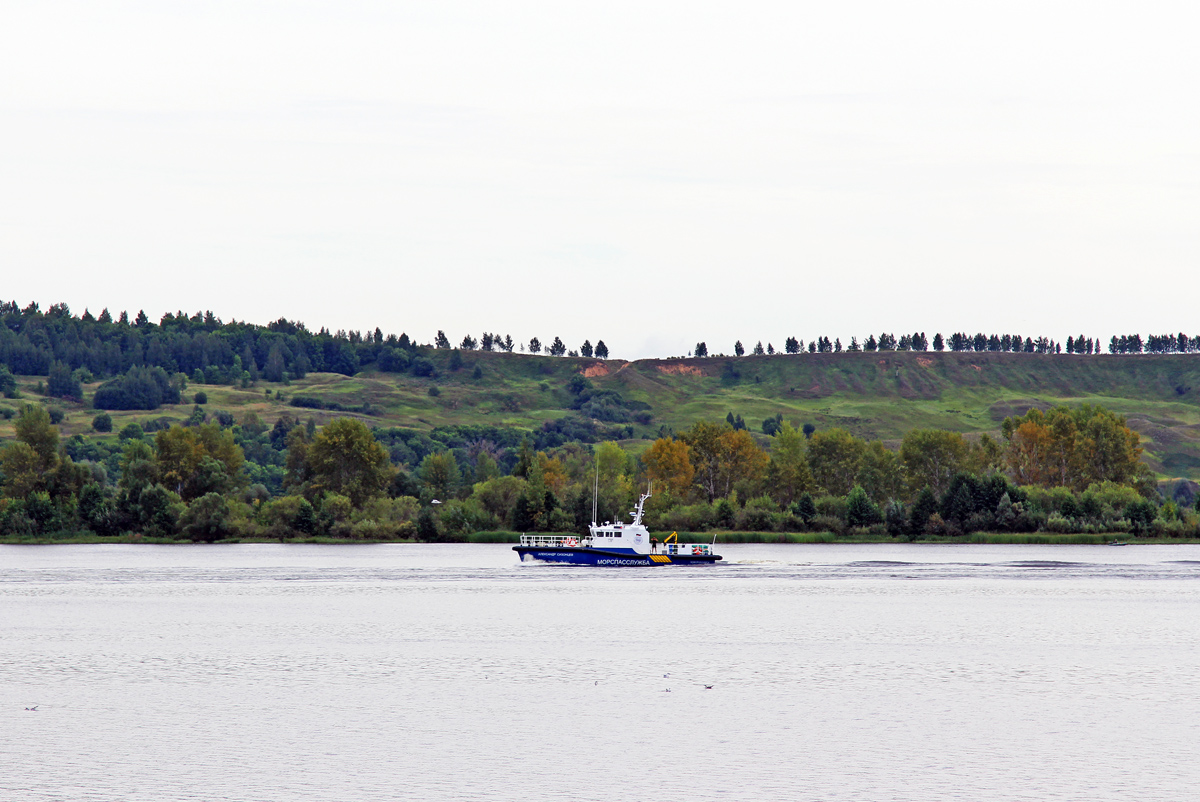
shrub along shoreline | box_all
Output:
[0,530,1184,546]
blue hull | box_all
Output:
[513,547,721,566]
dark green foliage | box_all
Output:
[549,337,566,357]
[0,366,16,397]
[449,350,464,371]
[78,482,120,536]
[180,492,235,542]
[802,423,816,438]
[411,357,435,377]
[792,493,816,523]
[93,367,181,411]
[1125,499,1156,534]
[23,491,55,533]
[194,390,207,404]
[263,343,286,382]
[734,341,744,357]
[47,407,65,424]
[762,413,783,436]
[714,498,736,528]
[694,342,708,358]
[119,483,182,537]
[288,395,375,414]
[511,496,535,532]
[118,423,144,441]
[535,415,631,449]
[885,499,907,537]
[92,412,113,432]
[909,487,938,533]
[581,340,594,358]
[472,364,483,380]
[378,347,412,373]
[846,485,881,527]
[47,362,81,400]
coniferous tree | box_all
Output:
[594,340,609,359]
[734,341,745,357]
[549,337,566,356]
[864,334,877,351]
[752,341,765,356]
[264,343,286,382]
[528,337,542,354]
[580,340,593,358]
[47,362,81,400]
[435,330,451,349]
[694,342,708,358]
[784,337,799,354]
[767,343,775,355]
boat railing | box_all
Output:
[660,543,715,557]
[519,534,585,548]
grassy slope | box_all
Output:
[3,350,1200,480]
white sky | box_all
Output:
[2,1,1197,359]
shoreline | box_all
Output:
[1,531,1191,546]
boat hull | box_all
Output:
[513,546,721,566]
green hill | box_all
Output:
[5,350,1200,480]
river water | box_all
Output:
[3,543,1200,801]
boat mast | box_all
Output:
[631,482,652,526]
[591,456,598,527]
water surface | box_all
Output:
[3,544,1199,801]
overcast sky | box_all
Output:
[2,1,1197,359]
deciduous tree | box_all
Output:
[305,418,393,506]
[899,429,970,498]
[806,428,867,496]
[642,437,695,497]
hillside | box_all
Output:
[4,350,1200,480]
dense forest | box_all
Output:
[2,300,1200,542]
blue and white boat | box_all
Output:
[513,491,722,566]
